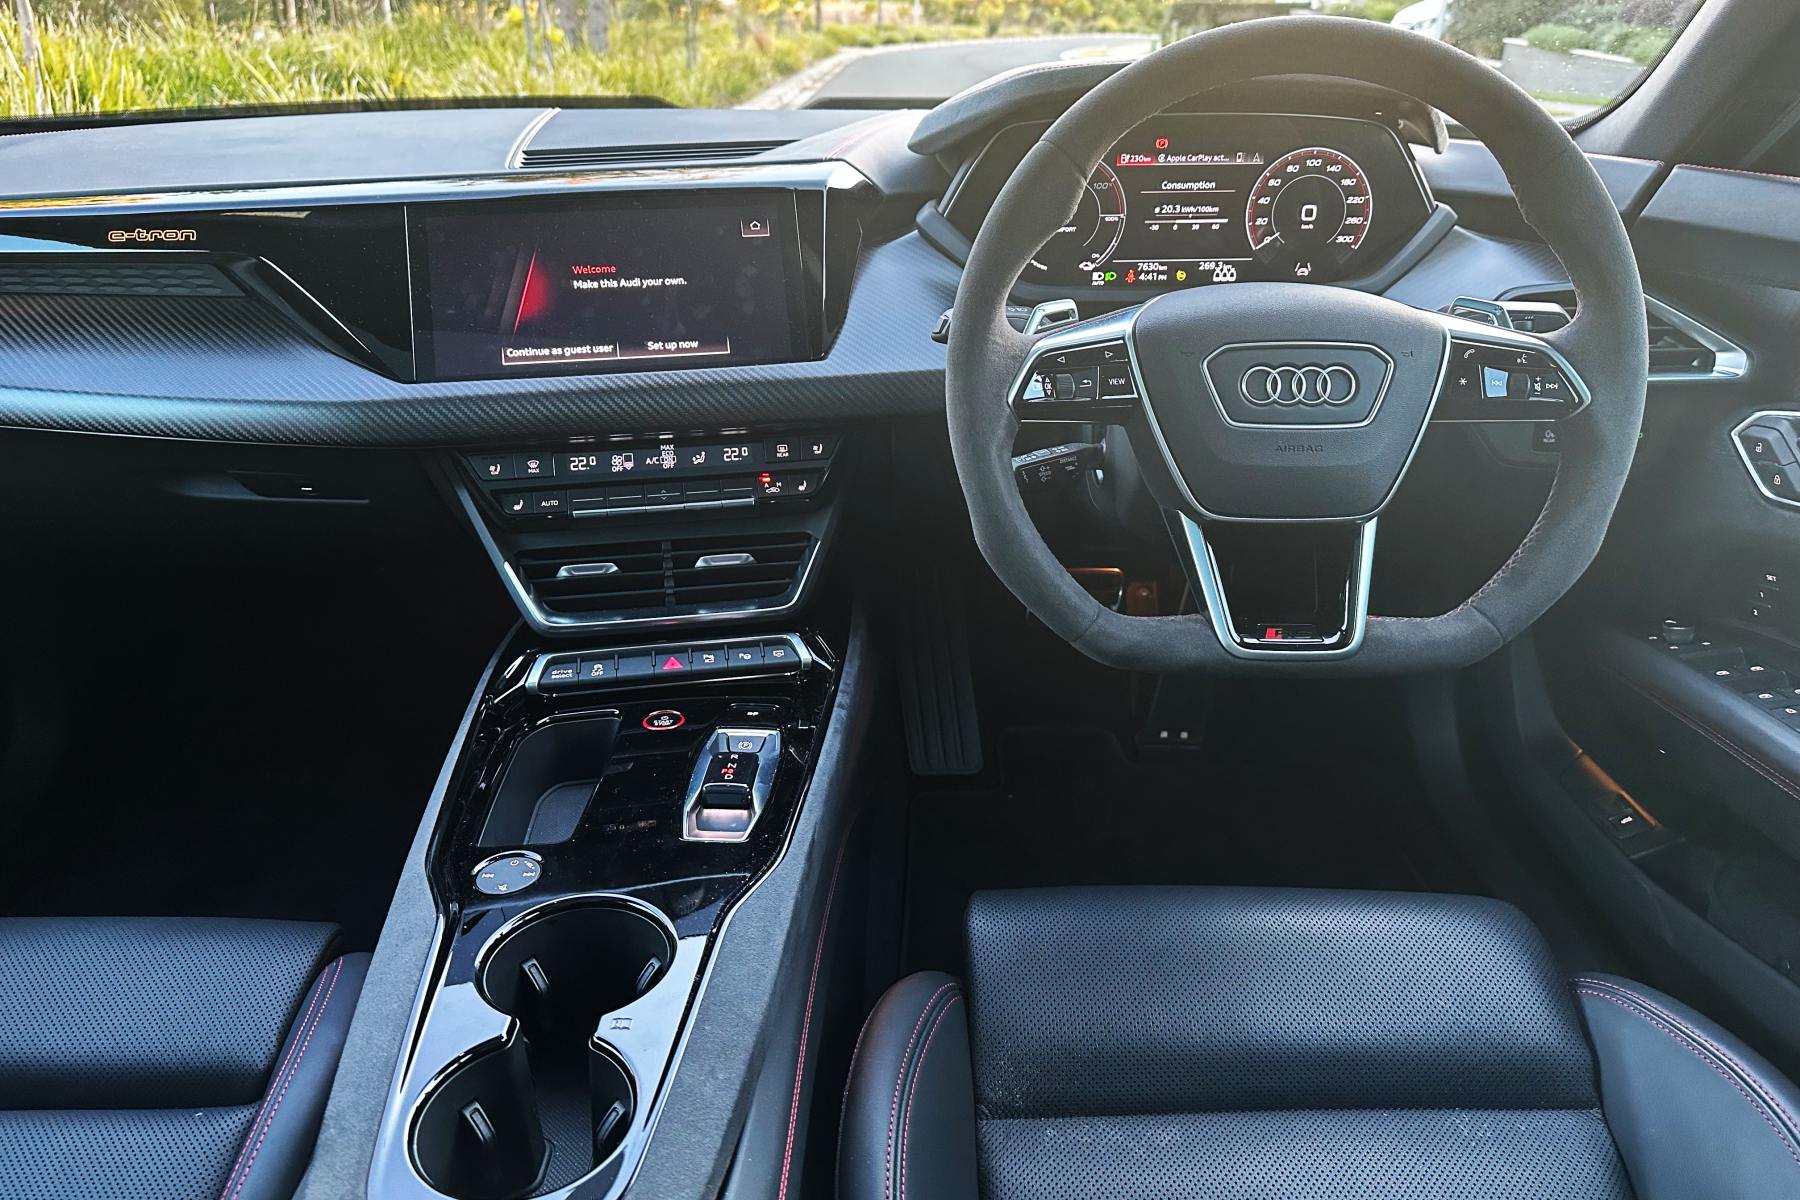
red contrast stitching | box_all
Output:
[1575,986,1800,1175]
[216,960,334,1200]
[883,981,957,1200]
[229,958,345,1200]
[899,993,963,1200]
[774,829,856,1200]
[1683,163,1800,187]
[1574,978,1800,1135]
[827,114,901,159]
[836,999,880,1177]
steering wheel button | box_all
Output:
[1052,373,1077,401]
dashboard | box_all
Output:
[0,80,1686,453]
[937,113,1435,295]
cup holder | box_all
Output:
[477,898,676,1038]
[411,898,675,1199]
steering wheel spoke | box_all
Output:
[1172,513,1377,659]
[1428,312,1591,423]
[1010,306,1144,424]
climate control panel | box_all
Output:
[463,431,841,522]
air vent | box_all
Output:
[1645,310,1716,375]
[518,140,791,169]
[516,532,813,619]
[1507,290,1744,379]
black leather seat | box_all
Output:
[0,917,367,1200]
[840,886,1800,1200]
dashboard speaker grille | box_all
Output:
[517,532,812,619]
[518,140,791,169]
[0,261,241,298]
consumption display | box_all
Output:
[957,114,1431,293]
[1031,136,1371,288]
[413,194,806,380]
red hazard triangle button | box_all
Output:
[656,654,688,673]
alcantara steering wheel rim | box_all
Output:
[944,16,1647,676]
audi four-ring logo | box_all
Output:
[1239,364,1359,407]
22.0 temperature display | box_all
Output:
[1245,147,1373,278]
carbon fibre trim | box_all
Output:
[0,234,958,447]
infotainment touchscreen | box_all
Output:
[411,192,809,381]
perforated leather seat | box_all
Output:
[839,886,1800,1200]
[0,917,367,1200]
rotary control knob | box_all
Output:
[472,852,542,896]
[1661,619,1697,646]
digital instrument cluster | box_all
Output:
[949,113,1433,293]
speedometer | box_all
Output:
[1028,163,1127,278]
[1245,147,1373,281]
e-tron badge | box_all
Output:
[1203,343,1394,428]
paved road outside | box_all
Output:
[790,34,1156,107]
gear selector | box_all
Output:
[683,727,781,841]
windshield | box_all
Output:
[0,0,1706,121]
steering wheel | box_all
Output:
[946,17,1647,674]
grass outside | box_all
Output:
[0,11,981,116]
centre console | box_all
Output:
[368,626,839,1200]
